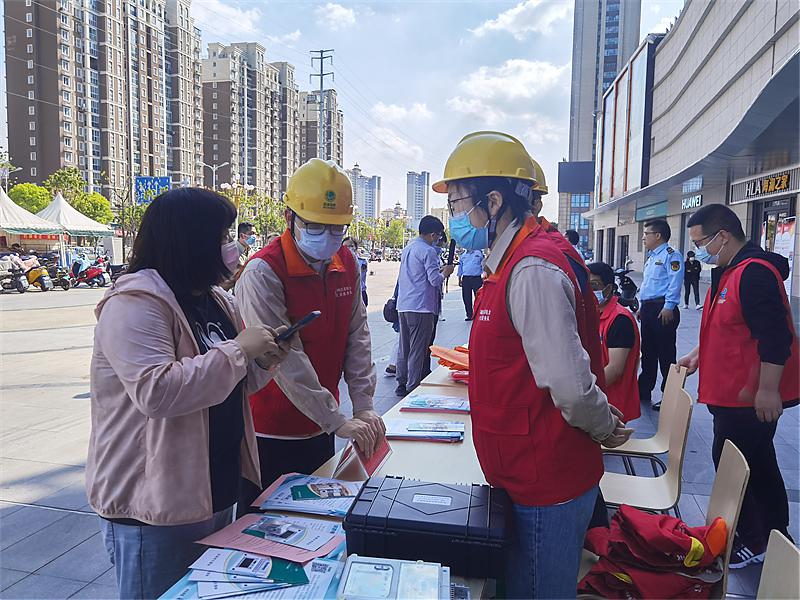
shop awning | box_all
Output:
[36,192,112,237]
[0,187,62,234]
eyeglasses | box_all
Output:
[447,195,475,217]
[643,231,659,236]
[692,231,720,249]
[295,215,348,236]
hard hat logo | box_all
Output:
[322,190,337,210]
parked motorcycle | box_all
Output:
[26,264,54,291]
[37,256,71,291]
[614,260,640,313]
[0,266,29,293]
[71,255,110,287]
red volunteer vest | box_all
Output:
[248,231,357,436]
[541,218,606,388]
[698,257,800,407]
[598,296,641,422]
[468,218,605,506]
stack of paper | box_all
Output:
[399,395,470,414]
[384,419,465,443]
[253,474,362,518]
[160,555,343,600]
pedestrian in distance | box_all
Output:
[235,159,385,503]
[220,222,256,291]
[343,236,369,307]
[565,229,585,260]
[435,131,632,599]
[395,215,455,396]
[87,188,291,600]
[638,218,684,410]
[684,249,702,309]
[678,203,798,569]
[589,262,641,423]
[458,248,484,321]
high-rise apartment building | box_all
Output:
[560,0,641,255]
[272,62,300,196]
[406,171,430,228]
[299,89,344,167]
[165,0,202,186]
[346,163,380,220]
[202,42,280,195]
[5,0,170,196]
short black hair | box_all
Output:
[419,215,444,235]
[342,236,359,247]
[588,262,615,287]
[686,250,696,258]
[460,176,533,225]
[564,229,580,245]
[128,188,237,295]
[238,222,253,237]
[686,204,745,241]
[644,219,671,242]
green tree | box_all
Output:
[8,183,51,213]
[384,219,407,248]
[231,191,286,237]
[72,191,114,224]
[43,167,87,202]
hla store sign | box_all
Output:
[681,194,703,211]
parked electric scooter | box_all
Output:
[26,264,54,291]
[71,255,110,287]
[0,256,30,293]
[614,259,640,313]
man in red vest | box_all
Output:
[236,159,385,500]
[435,131,633,599]
[679,204,798,568]
[588,262,641,423]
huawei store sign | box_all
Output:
[681,194,703,211]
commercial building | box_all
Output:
[346,163,380,220]
[5,0,171,196]
[165,0,203,187]
[586,0,799,313]
[380,201,406,223]
[559,0,641,255]
[202,42,280,196]
[299,89,344,167]
[406,171,430,229]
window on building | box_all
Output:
[29,121,35,131]
[27,44,34,53]
[26,28,33,38]
[64,137,72,147]
[28,105,35,116]
[604,48,617,56]
[27,60,34,69]
[26,0,32,5]
[212,92,217,99]
[62,90,71,101]
[64,152,73,162]
[27,75,34,85]
[63,106,71,118]
[30,152,36,160]
[571,193,590,208]
[29,136,36,146]
[64,122,72,132]
[31,167,37,176]
[25,12,32,22]
[213,154,219,161]
[27,90,34,99]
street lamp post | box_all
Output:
[199,161,229,190]
[1,167,22,192]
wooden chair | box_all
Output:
[756,530,799,600]
[605,365,689,476]
[600,388,693,517]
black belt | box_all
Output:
[641,297,666,305]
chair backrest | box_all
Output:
[652,365,689,446]
[664,388,693,481]
[706,440,750,600]
[757,530,800,599]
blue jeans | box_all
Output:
[99,507,233,599]
[506,486,598,599]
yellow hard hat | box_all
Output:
[432,131,538,193]
[530,157,548,194]
[284,158,354,225]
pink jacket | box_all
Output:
[86,269,269,525]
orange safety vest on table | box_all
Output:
[598,295,641,422]
[248,231,357,436]
[698,257,799,407]
[468,217,605,506]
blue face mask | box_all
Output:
[295,227,344,261]
[449,207,490,250]
[694,232,721,265]
[245,234,256,246]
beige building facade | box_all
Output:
[588,0,800,313]
[299,89,344,168]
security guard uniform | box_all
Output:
[638,242,684,405]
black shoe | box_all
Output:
[651,401,661,411]
[385,364,396,375]
[465,317,473,321]
[395,384,408,397]
[729,537,766,569]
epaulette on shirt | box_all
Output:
[666,247,675,254]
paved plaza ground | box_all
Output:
[0,260,797,599]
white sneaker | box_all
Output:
[683,304,689,309]
[696,305,703,310]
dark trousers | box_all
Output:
[238,433,335,513]
[461,275,483,319]
[684,277,700,306]
[708,405,790,549]
[397,311,437,391]
[361,289,368,307]
[637,299,680,402]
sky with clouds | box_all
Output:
[0,0,685,219]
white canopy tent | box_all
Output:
[0,187,62,236]
[36,192,112,267]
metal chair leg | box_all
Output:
[622,455,636,475]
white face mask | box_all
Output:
[593,290,606,304]
[295,226,345,261]
[221,240,240,273]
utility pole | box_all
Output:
[310,50,334,160]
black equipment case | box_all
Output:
[342,475,512,578]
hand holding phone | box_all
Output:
[275,310,321,342]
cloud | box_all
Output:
[521,114,564,145]
[650,16,674,33]
[458,59,570,102]
[316,3,356,31]
[470,0,572,40]
[372,102,433,122]
[369,127,424,163]
[193,0,262,39]
[445,97,507,126]
[267,30,302,46]
[650,3,662,13]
